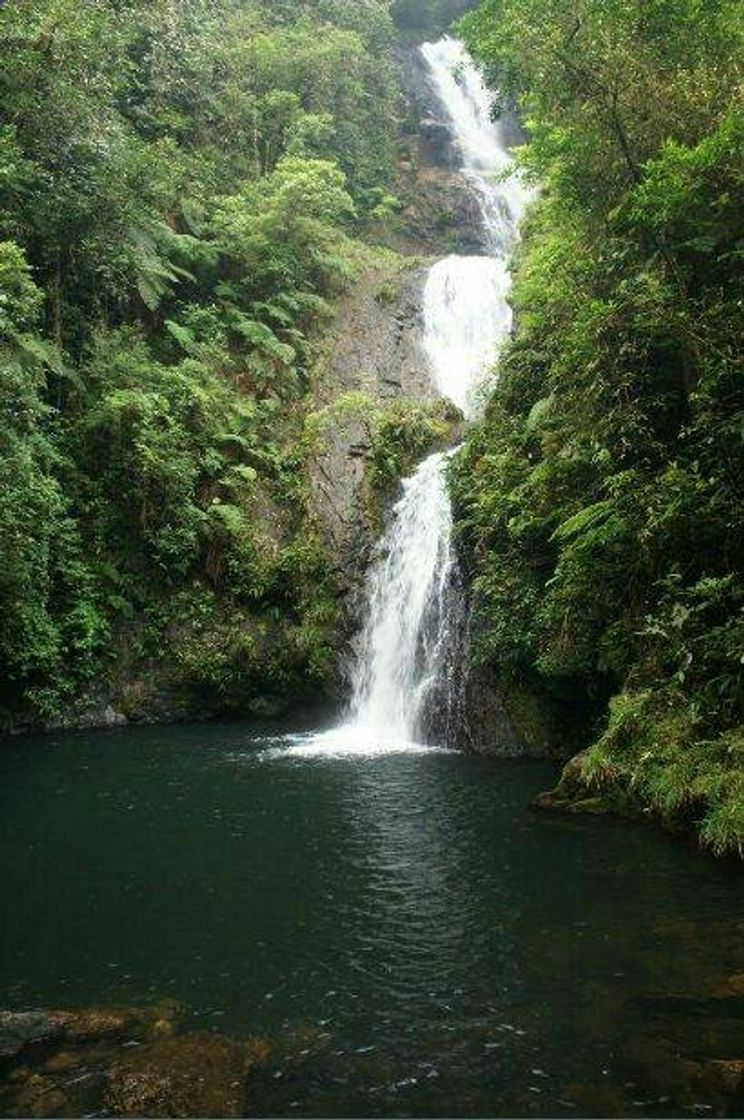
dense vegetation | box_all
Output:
[453,0,743,853]
[0,0,407,727]
[2,0,741,860]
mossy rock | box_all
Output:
[5,1072,70,1118]
[500,681,558,754]
[497,677,581,757]
[535,751,643,817]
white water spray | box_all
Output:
[422,255,511,418]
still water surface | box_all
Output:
[1,721,742,1116]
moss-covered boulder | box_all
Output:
[534,750,642,816]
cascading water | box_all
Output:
[420,36,531,419]
[421,256,511,418]
[349,451,460,741]
[420,36,530,254]
[340,37,529,749]
[281,38,528,756]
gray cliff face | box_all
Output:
[310,262,437,626]
[462,670,526,756]
[383,45,493,257]
[460,665,551,757]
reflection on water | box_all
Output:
[0,720,742,1117]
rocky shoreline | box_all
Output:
[2,995,743,1118]
[0,1002,332,1119]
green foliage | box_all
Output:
[368,398,461,500]
[583,692,744,858]
[455,0,744,853]
[0,0,399,727]
[0,244,107,718]
[0,241,43,335]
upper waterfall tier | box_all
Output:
[419,36,530,256]
[419,36,531,418]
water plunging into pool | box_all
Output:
[340,38,529,748]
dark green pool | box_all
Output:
[1,721,742,1116]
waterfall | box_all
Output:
[341,38,528,749]
[420,36,531,419]
[420,36,530,255]
[348,452,459,740]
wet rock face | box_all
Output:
[451,638,580,758]
[418,116,456,164]
[320,265,434,408]
[382,45,493,257]
[393,162,489,256]
[458,666,528,756]
[310,261,437,627]
[397,45,460,170]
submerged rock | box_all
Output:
[713,973,744,999]
[49,1007,140,1043]
[6,1072,69,1118]
[700,1059,744,1094]
[104,1034,245,1118]
[0,1013,62,1059]
[42,1051,81,1074]
[689,1060,744,1116]
[0,1001,190,1117]
[42,999,185,1047]
[0,1002,261,1119]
